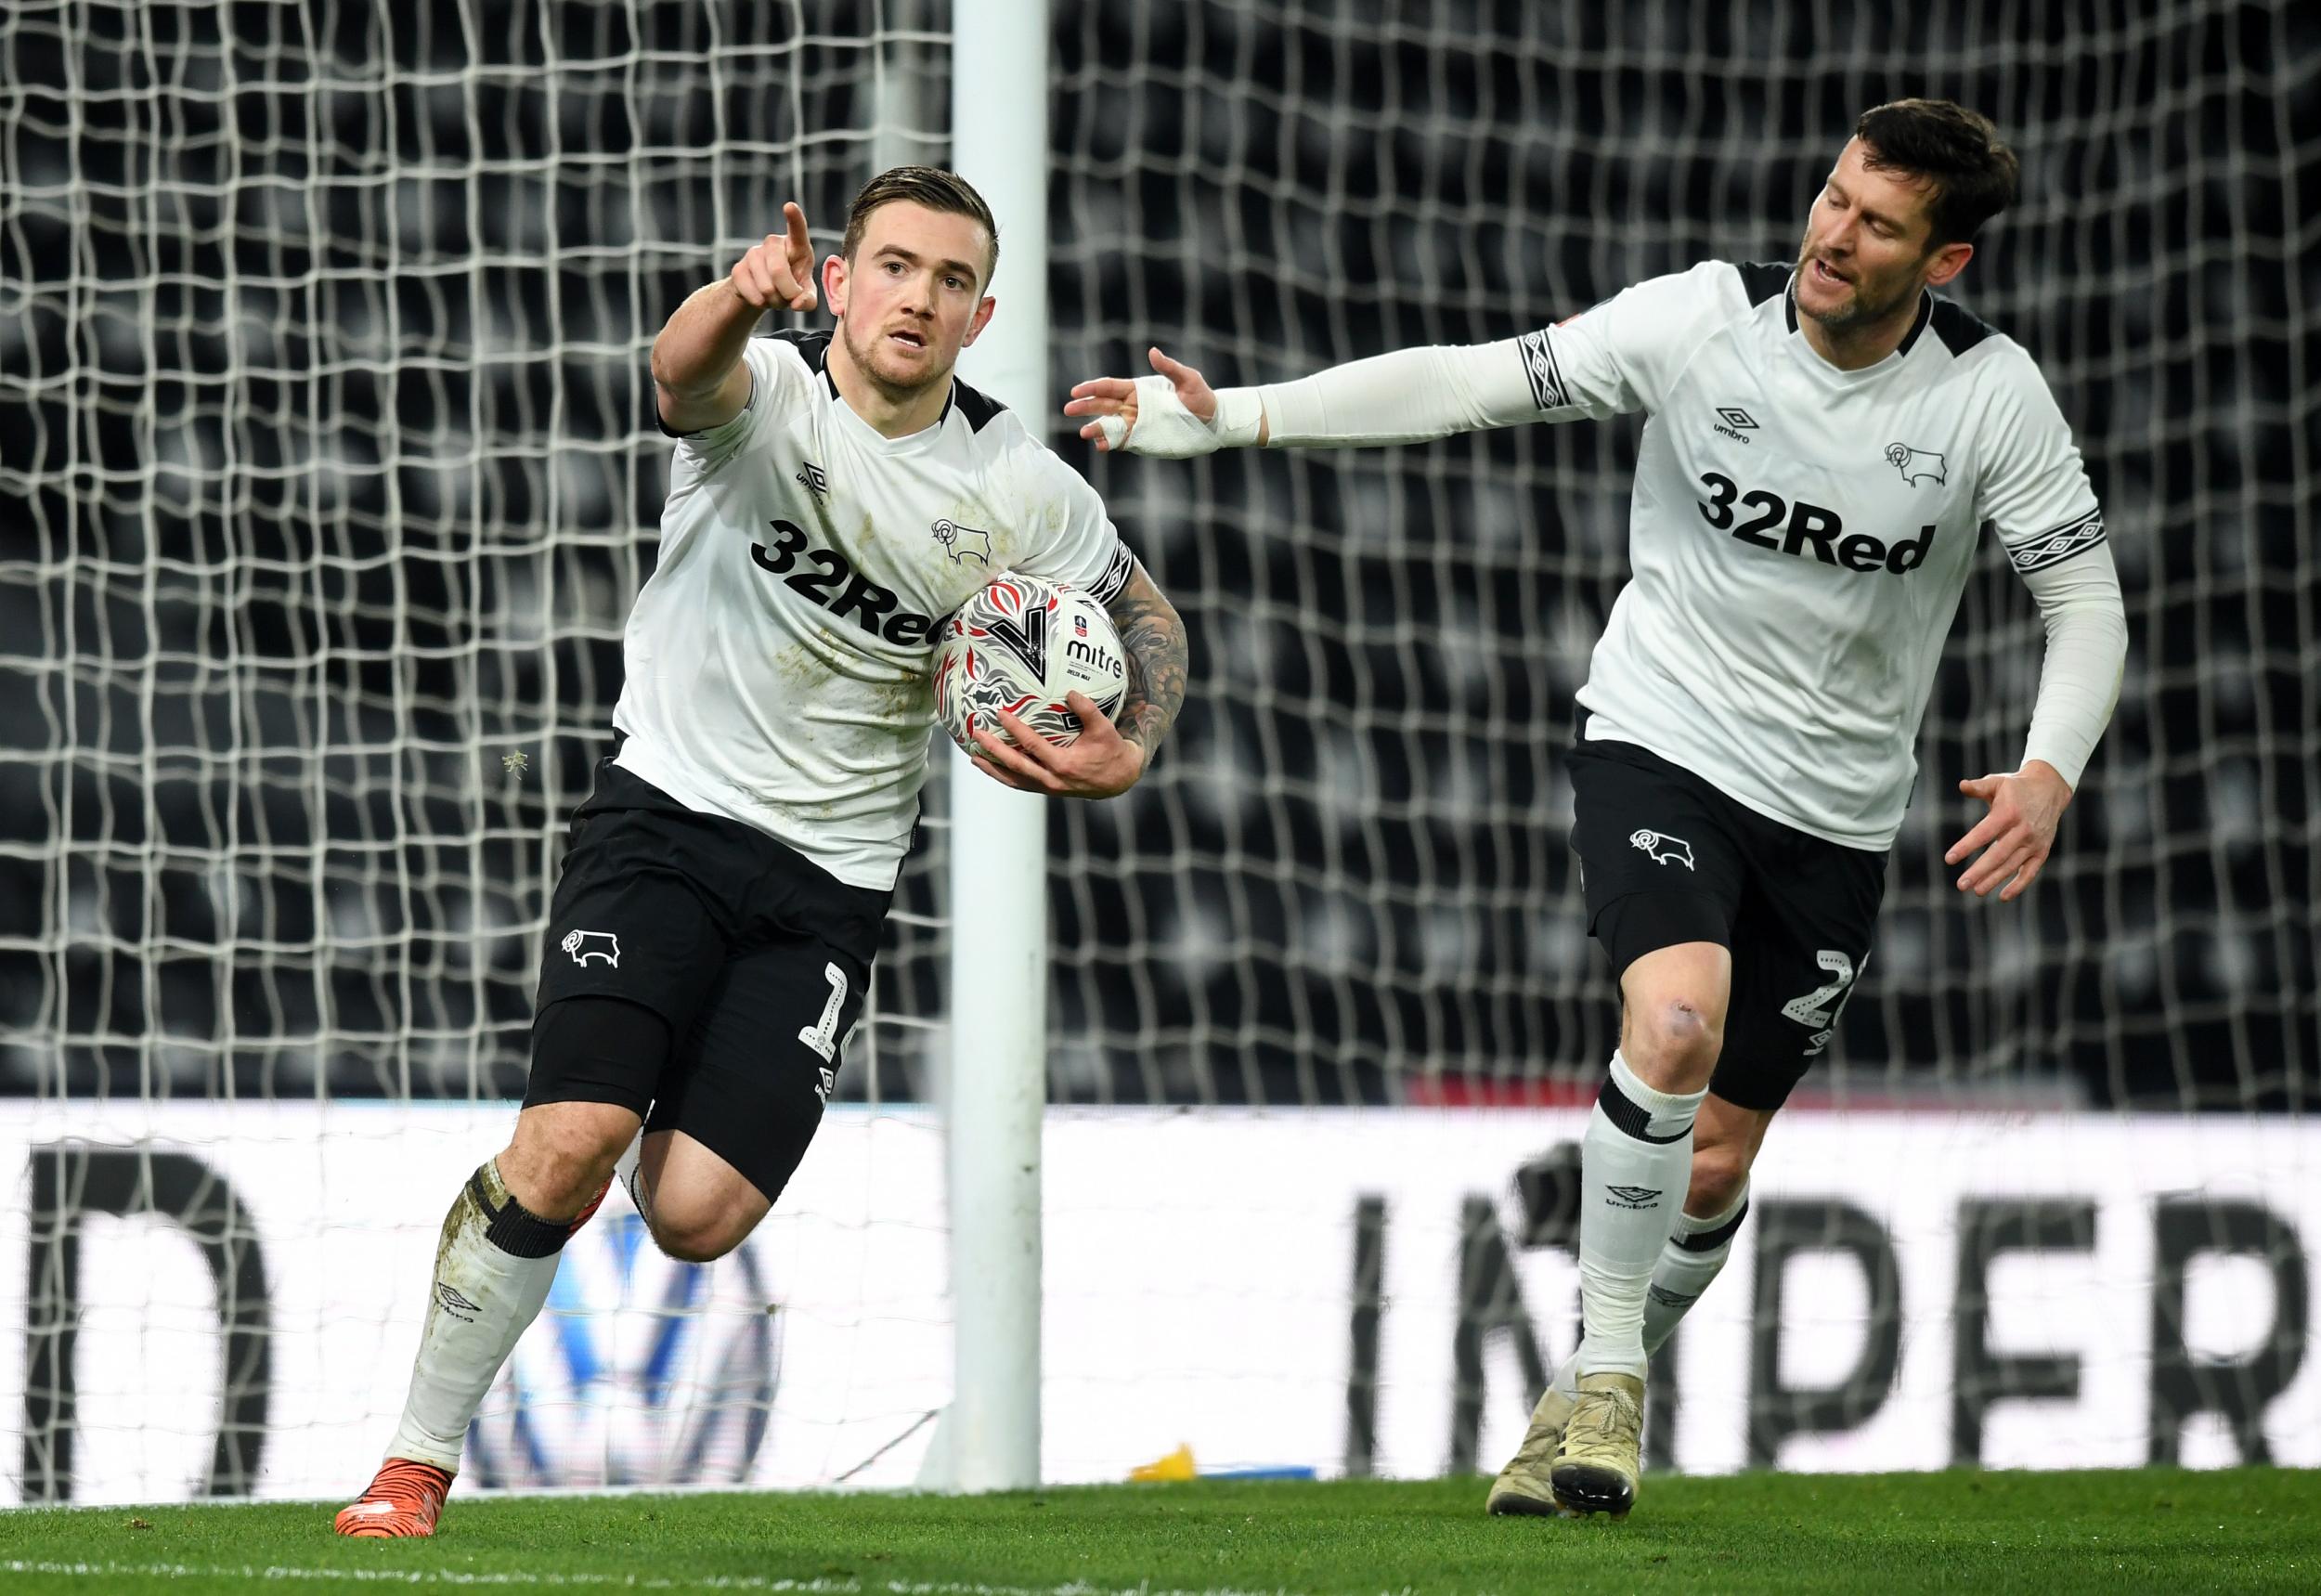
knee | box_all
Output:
[1685,1141,1750,1217]
[643,1196,746,1265]
[503,1109,635,1221]
[1626,997,1724,1089]
[512,1153,619,1224]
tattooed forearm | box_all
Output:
[1105,557,1186,761]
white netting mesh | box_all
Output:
[1047,1,2317,1112]
[1,0,952,1104]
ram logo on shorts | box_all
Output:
[562,929,621,967]
[1628,829,1696,871]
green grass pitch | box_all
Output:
[5,1469,2314,1594]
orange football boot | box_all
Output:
[333,1458,453,1538]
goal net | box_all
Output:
[3,0,2314,1503]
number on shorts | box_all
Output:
[1780,949,1863,1058]
[798,962,849,1063]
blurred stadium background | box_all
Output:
[2,0,2315,1505]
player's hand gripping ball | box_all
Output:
[933,574,1126,753]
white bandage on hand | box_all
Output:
[1096,378,1264,458]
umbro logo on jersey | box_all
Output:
[1605,1185,1664,1209]
[1629,829,1695,870]
[1885,442,1948,487]
[796,461,830,499]
[562,929,620,967]
[931,518,992,566]
[1713,406,1758,444]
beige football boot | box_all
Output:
[1549,1371,1645,1517]
[1485,1383,1579,1516]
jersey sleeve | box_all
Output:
[666,336,818,475]
[1012,446,1135,605]
[1975,351,2107,574]
[1506,260,1739,422]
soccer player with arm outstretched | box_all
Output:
[1068,98,2124,1520]
[335,168,1185,1538]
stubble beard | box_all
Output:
[1794,237,1921,334]
[840,313,949,404]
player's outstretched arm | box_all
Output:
[651,201,820,435]
[1066,335,1564,459]
[1064,348,1266,456]
[971,558,1186,800]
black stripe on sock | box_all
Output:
[1596,1073,1692,1145]
[467,1166,571,1259]
[1677,1200,1750,1253]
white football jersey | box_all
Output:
[614,331,1135,888]
[1524,261,2106,850]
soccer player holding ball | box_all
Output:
[336,168,1186,1537]
[1070,100,2125,1519]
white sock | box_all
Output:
[384,1160,577,1471]
[1544,1180,1750,1404]
[1575,1051,1705,1381]
[1641,1180,1750,1354]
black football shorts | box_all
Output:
[525,759,890,1202]
[1566,733,1887,1110]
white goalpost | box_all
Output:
[934,0,1050,1496]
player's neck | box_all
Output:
[1798,288,1926,372]
[824,333,950,438]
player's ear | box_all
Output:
[822,253,848,315]
[1923,240,1973,290]
[961,294,997,348]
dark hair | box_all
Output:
[1855,99,2019,247]
[841,165,1000,287]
